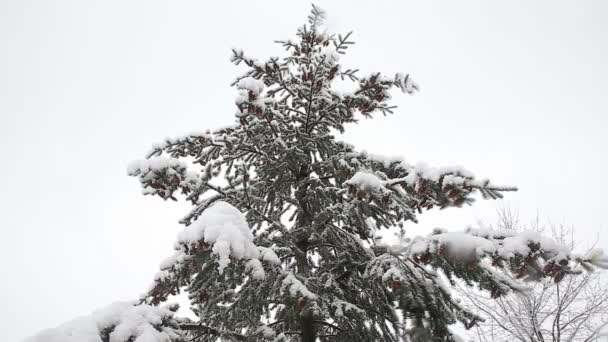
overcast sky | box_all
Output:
[1,1,607,341]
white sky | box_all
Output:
[1,1,607,341]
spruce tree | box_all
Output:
[26,6,607,342]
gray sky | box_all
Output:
[1,1,607,340]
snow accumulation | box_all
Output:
[235,77,267,114]
[318,46,340,63]
[144,132,213,158]
[409,229,571,262]
[361,153,486,189]
[258,246,281,265]
[256,325,276,339]
[331,300,364,317]
[282,273,317,299]
[177,201,278,275]
[344,171,389,195]
[23,302,179,342]
[128,156,189,176]
[236,76,264,95]
[154,201,280,290]
[587,248,608,268]
[127,157,200,197]
[381,266,404,283]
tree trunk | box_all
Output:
[301,309,316,342]
[295,176,316,342]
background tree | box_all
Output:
[25,6,607,342]
[458,208,608,342]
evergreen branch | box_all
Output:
[307,4,326,29]
[179,323,247,341]
[334,31,355,54]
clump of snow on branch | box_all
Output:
[331,300,365,318]
[344,171,389,196]
[466,228,571,260]
[410,228,571,262]
[359,153,516,203]
[145,132,214,158]
[381,266,404,283]
[127,157,200,200]
[235,76,267,117]
[318,46,340,63]
[410,232,496,261]
[150,202,281,297]
[237,77,265,95]
[255,325,276,339]
[258,246,281,265]
[397,163,477,189]
[178,201,260,274]
[24,302,181,342]
[246,259,266,280]
[282,273,317,299]
[582,248,608,269]
[402,227,600,288]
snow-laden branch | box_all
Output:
[24,302,183,342]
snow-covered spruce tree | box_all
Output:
[25,6,607,342]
